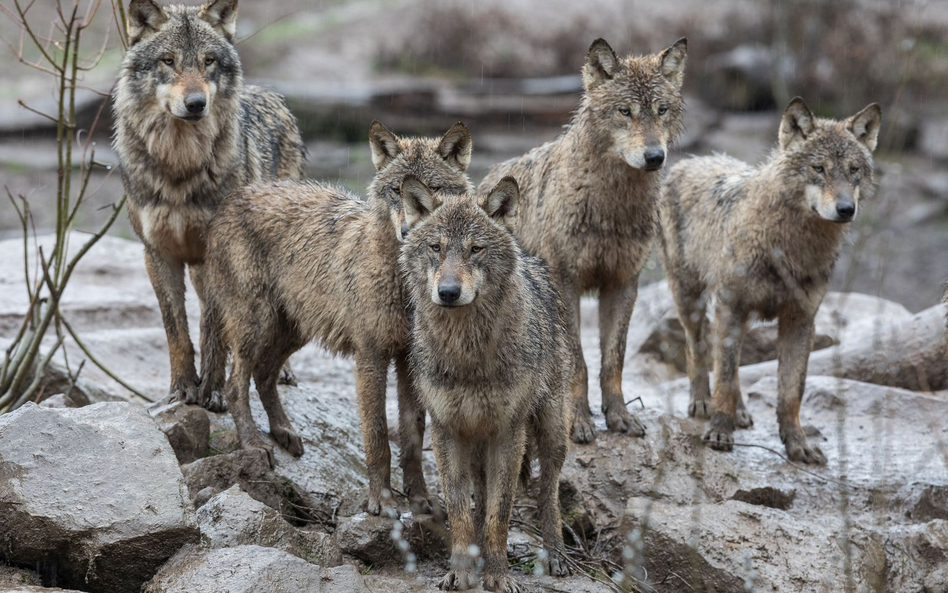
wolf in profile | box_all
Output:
[112,0,305,408]
[199,122,475,516]
[479,37,687,444]
[400,177,571,592]
[659,97,882,464]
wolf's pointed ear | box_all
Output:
[368,120,400,170]
[583,38,618,91]
[438,122,472,172]
[127,0,168,45]
[199,0,238,42]
[480,176,520,232]
[401,176,441,229]
[659,38,687,89]
[779,97,816,151]
[847,103,882,153]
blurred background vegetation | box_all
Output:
[2,0,947,309]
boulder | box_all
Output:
[0,402,198,593]
[196,485,342,566]
[336,510,447,566]
[0,565,40,588]
[142,545,370,593]
[620,497,887,592]
[740,304,948,391]
[149,400,210,464]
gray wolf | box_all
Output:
[659,97,882,464]
[400,177,571,592]
[199,121,475,517]
[478,37,688,444]
[112,0,306,408]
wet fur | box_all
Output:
[400,180,571,592]
[478,38,687,444]
[113,0,305,406]
[659,98,881,465]
[199,123,475,517]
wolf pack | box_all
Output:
[112,1,883,590]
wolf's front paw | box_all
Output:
[781,427,826,465]
[366,489,399,519]
[271,424,304,457]
[542,549,571,577]
[244,433,276,468]
[606,406,646,437]
[735,407,754,429]
[172,376,200,406]
[570,411,597,444]
[439,569,478,591]
[703,412,735,452]
[482,574,522,593]
[198,388,227,413]
[688,398,711,419]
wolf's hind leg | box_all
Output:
[667,275,712,419]
[481,429,527,592]
[599,281,646,437]
[535,402,570,577]
[704,301,746,452]
[355,349,396,517]
[254,333,303,457]
[562,286,594,444]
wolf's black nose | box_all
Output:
[836,202,855,220]
[184,94,207,114]
[644,147,665,169]
[438,284,461,304]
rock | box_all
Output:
[702,45,784,111]
[630,283,908,372]
[143,545,370,593]
[196,485,342,566]
[149,400,211,464]
[0,402,199,593]
[38,392,79,408]
[0,565,40,588]
[0,588,86,593]
[181,449,332,526]
[336,511,447,566]
[883,521,948,592]
[920,117,948,161]
[620,497,886,592]
[740,304,948,391]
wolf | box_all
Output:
[198,121,475,517]
[479,37,687,444]
[659,97,882,464]
[400,177,572,592]
[112,0,305,408]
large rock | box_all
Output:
[149,400,210,464]
[143,545,369,593]
[620,497,888,592]
[629,283,910,373]
[196,485,342,566]
[740,303,948,391]
[0,402,198,593]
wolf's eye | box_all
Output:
[429,244,441,253]
[619,108,631,117]
[162,58,175,67]
[657,106,668,115]
[812,165,825,174]
[849,166,859,175]
[429,186,441,193]
[471,245,483,254]
[204,57,216,66]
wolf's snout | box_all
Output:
[644,146,665,170]
[437,283,461,304]
[835,200,855,221]
[184,93,207,114]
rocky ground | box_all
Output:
[0,234,946,593]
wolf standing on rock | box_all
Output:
[659,97,882,464]
[400,177,572,592]
[199,122,475,518]
[479,38,687,444]
[112,0,305,408]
